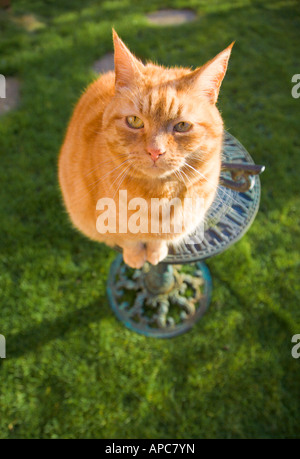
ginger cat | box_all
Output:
[58,30,233,268]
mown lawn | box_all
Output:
[0,0,299,439]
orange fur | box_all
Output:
[58,31,233,267]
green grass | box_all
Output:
[0,0,300,439]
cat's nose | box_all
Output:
[147,147,166,162]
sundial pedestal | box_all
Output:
[107,132,264,338]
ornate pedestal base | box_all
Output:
[107,255,212,338]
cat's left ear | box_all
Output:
[112,29,144,90]
[185,42,234,104]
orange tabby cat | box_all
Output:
[58,30,233,268]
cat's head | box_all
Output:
[103,30,233,180]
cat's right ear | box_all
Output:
[112,29,144,90]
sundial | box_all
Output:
[107,132,265,338]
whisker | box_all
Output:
[177,170,187,188]
[180,169,193,187]
[183,161,241,207]
[73,158,132,199]
[70,159,132,205]
[112,163,135,200]
[176,165,235,221]
[188,149,206,162]
[70,153,128,187]
[108,161,133,196]
[174,170,185,187]
[182,162,205,183]
[90,158,131,186]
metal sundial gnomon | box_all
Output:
[107,132,264,338]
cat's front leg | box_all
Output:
[121,240,147,269]
[146,240,168,266]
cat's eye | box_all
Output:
[173,122,192,133]
[126,116,144,129]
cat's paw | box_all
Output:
[146,242,169,265]
[123,244,147,269]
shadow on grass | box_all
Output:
[0,296,110,362]
[131,307,300,438]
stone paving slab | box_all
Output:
[93,9,196,76]
[11,13,45,32]
[147,9,197,26]
[0,77,20,115]
[92,53,115,74]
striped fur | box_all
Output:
[58,31,233,267]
